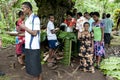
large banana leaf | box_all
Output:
[61,39,72,66]
[58,31,77,42]
[100,57,120,80]
[40,30,47,42]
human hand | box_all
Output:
[55,28,60,31]
[19,23,26,30]
[100,40,103,45]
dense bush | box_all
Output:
[1,34,15,47]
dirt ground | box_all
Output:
[1,35,120,80]
[0,45,107,80]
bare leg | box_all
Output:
[33,76,39,80]
[47,49,53,62]
[39,74,42,80]
[18,54,25,65]
[97,56,101,66]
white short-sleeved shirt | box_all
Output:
[47,21,57,40]
[76,16,88,32]
[25,13,40,49]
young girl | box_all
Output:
[78,22,94,73]
[15,11,25,65]
[92,12,105,68]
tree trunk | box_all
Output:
[34,0,75,27]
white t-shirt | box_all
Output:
[76,16,88,32]
[47,21,57,40]
[25,13,40,49]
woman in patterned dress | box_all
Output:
[78,22,95,73]
[92,12,105,68]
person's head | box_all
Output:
[106,13,111,18]
[66,11,73,20]
[22,2,32,15]
[77,12,82,19]
[18,11,25,20]
[102,13,106,19]
[73,8,77,15]
[93,12,100,22]
[48,14,54,22]
[90,12,94,17]
[84,12,90,19]
[84,22,90,31]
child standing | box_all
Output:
[15,11,25,65]
[47,14,59,68]
[78,22,94,73]
[92,12,105,68]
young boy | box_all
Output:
[47,14,59,68]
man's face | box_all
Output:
[84,14,90,19]
[77,14,80,19]
[50,16,55,22]
[22,5,29,15]
[67,15,72,20]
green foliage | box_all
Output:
[58,31,77,42]
[58,31,77,65]
[74,0,120,15]
[100,57,120,80]
[113,9,120,27]
[61,39,72,65]
[0,76,10,80]
[40,30,47,42]
[1,34,15,47]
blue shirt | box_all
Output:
[103,18,113,33]
[88,18,94,32]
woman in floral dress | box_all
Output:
[92,12,105,68]
[78,22,94,73]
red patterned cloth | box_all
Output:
[64,18,76,27]
[16,19,25,55]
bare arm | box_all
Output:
[51,28,59,34]
[78,31,81,40]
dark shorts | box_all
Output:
[25,49,42,77]
[104,33,111,44]
[48,40,58,49]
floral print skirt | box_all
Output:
[94,41,105,57]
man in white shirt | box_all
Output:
[76,12,88,33]
[76,12,88,54]
[20,2,42,80]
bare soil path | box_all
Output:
[0,45,106,80]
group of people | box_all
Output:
[44,9,114,73]
[0,1,114,80]
[61,10,113,73]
